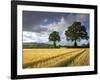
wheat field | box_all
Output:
[22,48,89,68]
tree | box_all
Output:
[49,31,60,48]
[65,22,88,47]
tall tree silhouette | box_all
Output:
[65,22,88,47]
[49,31,60,48]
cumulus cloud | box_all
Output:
[23,17,68,43]
[23,31,48,43]
[47,17,66,31]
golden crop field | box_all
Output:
[22,48,90,68]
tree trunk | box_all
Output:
[53,41,56,48]
[74,40,77,47]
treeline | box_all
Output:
[23,43,89,48]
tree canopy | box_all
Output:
[65,22,88,47]
[49,31,60,48]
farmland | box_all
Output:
[22,48,89,68]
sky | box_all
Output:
[23,11,90,46]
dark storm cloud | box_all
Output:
[23,11,89,33]
[23,11,48,32]
[23,11,71,32]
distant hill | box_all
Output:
[23,42,54,48]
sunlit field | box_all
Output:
[22,48,89,68]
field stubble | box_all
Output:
[23,48,89,68]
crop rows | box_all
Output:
[68,49,89,66]
[23,48,89,68]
